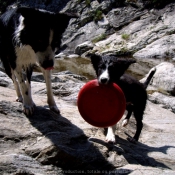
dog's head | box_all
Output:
[16,7,77,69]
[88,53,136,84]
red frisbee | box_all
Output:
[77,79,126,127]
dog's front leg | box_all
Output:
[41,69,60,114]
[106,125,116,143]
[14,70,35,116]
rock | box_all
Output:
[63,20,106,54]
[148,92,175,113]
[0,154,62,174]
[0,78,10,87]
[141,62,175,95]
[0,71,7,77]
[18,0,72,13]
[140,62,175,113]
[54,57,96,80]
[0,86,113,173]
[133,34,175,59]
[106,6,147,29]
[75,41,94,55]
[0,69,175,174]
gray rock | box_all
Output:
[148,92,175,113]
[75,41,94,55]
[0,78,10,87]
[54,57,96,80]
[63,20,106,54]
[0,154,62,175]
[141,62,175,95]
[90,3,175,59]
[133,34,175,59]
[106,7,147,29]
[139,62,175,113]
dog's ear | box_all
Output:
[113,59,136,79]
[53,13,76,34]
[125,59,136,68]
[86,53,102,71]
[17,7,42,18]
[116,59,136,70]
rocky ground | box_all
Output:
[1,0,175,174]
[0,67,175,174]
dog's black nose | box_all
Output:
[100,77,108,84]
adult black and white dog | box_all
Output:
[88,54,156,143]
[0,7,74,116]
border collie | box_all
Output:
[0,7,74,116]
[88,54,156,143]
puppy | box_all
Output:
[88,54,156,143]
[0,7,75,116]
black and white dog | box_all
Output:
[0,7,74,116]
[88,54,156,143]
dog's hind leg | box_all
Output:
[128,110,143,143]
[122,103,133,127]
[41,68,60,114]
[0,57,23,102]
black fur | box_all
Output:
[0,7,72,75]
[89,54,156,143]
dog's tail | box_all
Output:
[143,67,156,89]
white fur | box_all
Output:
[99,69,109,84]
[15,46,37,115]
[13,15,24,46]
[106,125,116,143]
[11,69,22,102]
[15,45,37,65]
[14,68,35,115]
[41,68,59,113]
[122,119,129,127]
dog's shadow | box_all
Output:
[89,134,175,170]
[30,106,174,172]
[2,100,173,173]
[26,106,116,172]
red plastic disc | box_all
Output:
[77,79,126,127]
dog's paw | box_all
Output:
[105,133,116,143]
[49,105,60,114]
[127,137,137,144]
[23,103,36,116]
[122,119,129,127]
[16,96,23,103]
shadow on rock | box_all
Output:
[26,106,114,173]
[89,135,175,170]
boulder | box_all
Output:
[148,92,175,113]
[133,34,175,59]
[75,41,94,55]
[141,62,175,95]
